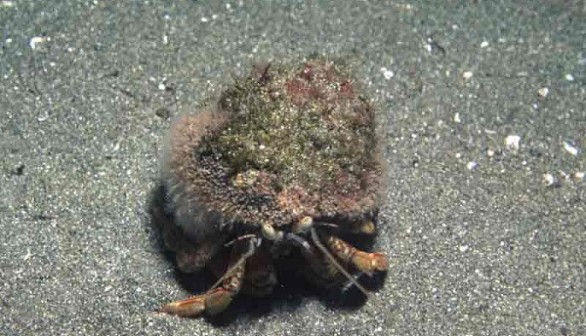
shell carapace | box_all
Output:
[155,58,388,318]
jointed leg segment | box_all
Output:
[160,239,254,317]
[325,235,388,275]
[304,228,389,295]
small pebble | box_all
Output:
[542,173,556,186]
[30,36,49,50]
[380,67,394,80]
[155,107,170,119]
[505,135,521,151]
[0,0,15,7]
[563,141,578,156]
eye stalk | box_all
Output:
[293,216,313,233]
[261,223,284,241]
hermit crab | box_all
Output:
[152,58,388,318]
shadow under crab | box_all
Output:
[150,58,389,319]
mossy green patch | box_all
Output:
[201,61,376,191]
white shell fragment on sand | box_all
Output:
[505,135,521,151]
[563,141,579,156]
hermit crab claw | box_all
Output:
[159,238,257,317]
[160,287,233,317]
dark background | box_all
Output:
[1,1,584,335]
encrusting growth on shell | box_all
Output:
[165,59,382,229]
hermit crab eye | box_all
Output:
[293,216,313,233]
[261,223,283,240]
[358,220,376,235]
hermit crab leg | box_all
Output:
[323,234,388,276]
[160,238,257,317]
[239,245,277,296]
[309,228,371,296]
[285,232,339,280]
[314,218,377,235]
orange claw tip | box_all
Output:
[356,252,389,276]
[159,297,206,318]
[372,252,389,272]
